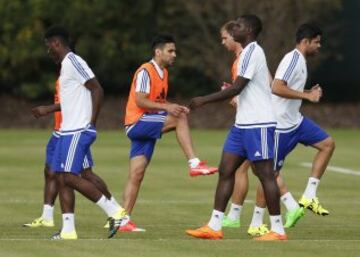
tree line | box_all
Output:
[0,0,344,100]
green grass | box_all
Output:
[0,129,359,257]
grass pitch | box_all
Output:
[0,129,359,257]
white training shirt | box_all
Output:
[272,48,307,130]
[135,59,164,94]
[59,52,95,131]
[235,42,276,128]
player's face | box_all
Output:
[159,43,176,67]
[306,35,322,56]
[232,19,248,44]
[45,38,61,64]
[221,30,237,52]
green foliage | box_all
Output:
[0,0,344,99]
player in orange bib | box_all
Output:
[120,34,218,232]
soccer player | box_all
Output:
[24,79,119,229]
[44,25,125,240]
[251,23,335,226]
[186,15,287,241]
[121,34,218,231]
[218,20,252,230]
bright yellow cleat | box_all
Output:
[299,196,329,216]
[247,224,269,237]
[108,208,127,238]
[50,231,78,240]
[254,231,288,241]
[23,217,54,228]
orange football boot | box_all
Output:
[186,225,223,240]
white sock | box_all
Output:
[250,206,266,228]
[208,209,224,231]
[41,204,54,221]
[96,195,119,217]
[270,215,285,235]
[110,196,121,209]
[281,192,299,212]
[188,158,201,168]
[61,213,75,233]
[227,203,242,221]
[121,215,130,226]
[303,177,320,199]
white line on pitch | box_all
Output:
[300,162,360,176]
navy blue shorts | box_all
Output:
[223,126,275,161]
[274,117,329,171]
[126,113,166,161]
[51,125,95,174]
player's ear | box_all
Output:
[155,48,161,57]
[302,38,310,45]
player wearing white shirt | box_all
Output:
[44,25,126,240]
[270,23,335,217]
[186,15,287,241]
[247,24,335,232]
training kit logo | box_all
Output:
[215,215,219,219]
[254,151,261,157]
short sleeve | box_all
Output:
[238,44,257,80]
[135,69,150,94]
[66,54,95,85]
[274,51,300,83]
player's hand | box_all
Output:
[311,84,323,97]
[31,106,51,118]
[307,84,322,103]
[165,103,187,117]
[189,96,206,110]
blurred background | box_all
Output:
[0,0,358,128]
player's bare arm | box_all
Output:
[189,76,249,109]
[31,104,61,119]
[135,92,188,117]
[272,79,322,103]
[84,78,104,125]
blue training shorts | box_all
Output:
[274,117,329,171]
[51,125,96,174]
[126,113,166,161]
[223,125,275,162]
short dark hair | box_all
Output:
[237,15,262,37]
[151,34,175,51]
[296,23,322,43]
[44,25,70,46]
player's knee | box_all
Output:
[256,169,275,182]
[130,167,146,184]
[219,167,235,180]
[173,112,188,127]
[322,137,335,153]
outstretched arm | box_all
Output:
[32,104,61,119]
[135,93,189,117]
[84,78,104,126]
[189,76,249,109]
